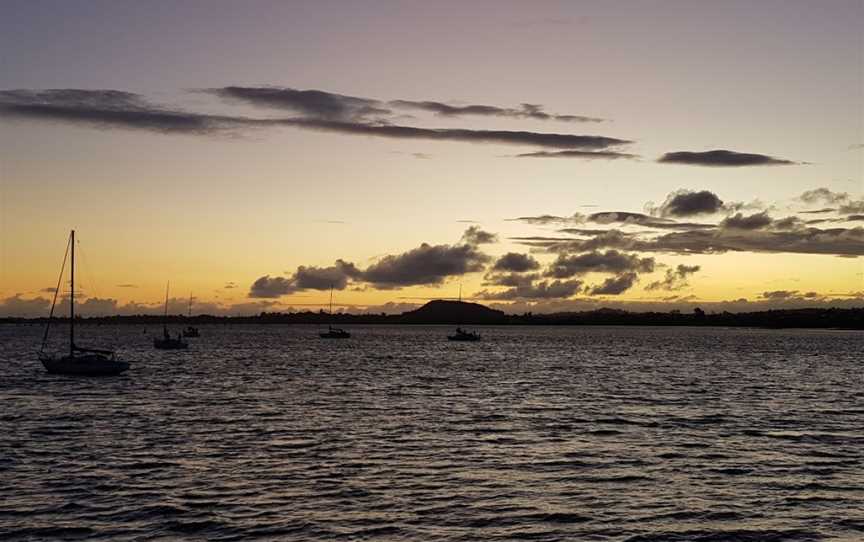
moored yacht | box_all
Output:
[153,282,188,350]
[39,230,130,376]
[319,286,350,339]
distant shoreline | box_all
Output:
[3,321,863,332]
[3,302,862,331]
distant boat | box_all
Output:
[319,286,350,339]
[182,292,200,338]
[38,230,130,376]
[448,327,481,342]
[153,282,188,350]
[447,284,481,341]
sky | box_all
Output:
[0,0,862,317]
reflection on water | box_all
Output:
[1,325,863,541]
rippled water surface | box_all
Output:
[2,324,863,541]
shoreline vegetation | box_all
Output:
[2,301,863,330]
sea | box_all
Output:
[1,324,863,541]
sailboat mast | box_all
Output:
[188,292,193,317]
[163,281,170,330]
[70,229,75,356]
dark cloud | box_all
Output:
[847,215,864,222]
[645,264,701,291]
[491,252,541,272]
[251,241,492,297]
[761,290,802,300]
[654,190,724,217]
[477,278,583,300]
[658,149,798,167]
[588,211,715,230]
[557,228,620,236]
[461,226,498,245]
[204,86,389,121]
[632,227,864,257]
[224,282,237,289]
[0,89,243,134]
[515,224,864,258]
[509,235,581,244]
[590,272,638,295]
[507,214,585,225]
[250,260,360,298]
[206,86,605,123]
[276,117,632,149]
[361,243,490,288]
[292,260,362,290]
[2,89,634,151]
[553,230,639,252]
[388,100,604,123]
[39,287,57,293]
[720,212,773,230]
[117,283,138,288]
[546,250,655,278]
[514,150,638,160]
[249,276,294,298]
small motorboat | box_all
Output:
[448,327,481,341]
[320,325,351,339]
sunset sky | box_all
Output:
[1,0,862,316]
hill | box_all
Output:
[399,300,507,325]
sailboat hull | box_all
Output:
[319,331,351,339]
[447,334,481,341]
[40,354,130,376]
[154,338,188,350]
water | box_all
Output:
[1,324,863,541]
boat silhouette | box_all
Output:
[447,284,481,341]
[319,286,350,339]
[38,230,130,376]
[182,292,200,337]
[447,326,481,342]
[153,282,188,350]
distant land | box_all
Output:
[2,300,863,330]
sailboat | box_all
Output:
[447,284,481,341]
[153,282,188,349]
[182,292,200,338]
[319,286,350,339]
[38,230,131,376]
